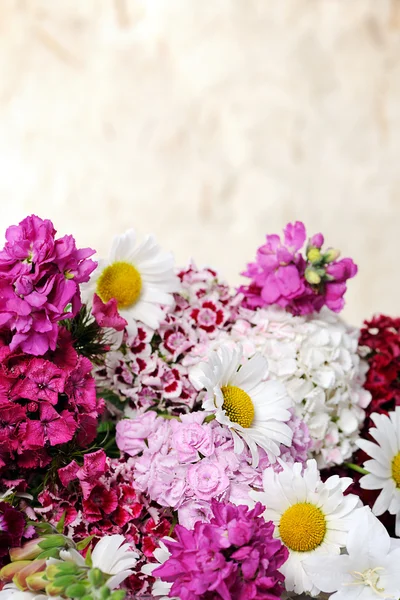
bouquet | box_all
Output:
[0,215,399,600]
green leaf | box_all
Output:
[36,548,61,560]
[56,511,66,534]
[99,389,125,412]
[76,535,95,552]
[85,547,92,568]
[39,534,66,549]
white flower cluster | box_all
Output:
[199,306,371,468]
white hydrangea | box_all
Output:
[190,306,371,468]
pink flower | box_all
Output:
[239,221,357,316]
[12,358,66,405]
[171,419,214,463]
[153,500,288,600]
[0,215,96,355]
[187,460,229,501]
[116,412,158,456]
[190,299,226,334]
[23,403,75,448]
[92,294,127,331]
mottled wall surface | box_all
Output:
[0,0,400,325]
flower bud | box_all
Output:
[88,568,104,587]
[38,534,68,550]
[99,585,111,599]
[65,583,88,598]
[323,248,340,263]
[0,561,31,583]
[36,548,61,560]
[25,571,48,592]
[9,538,46,561]
[305,267,321,285]
[307,248,322,263]
[13,560,46,591]
[46,562,78,581]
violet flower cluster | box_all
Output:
[239,221,357,315]
[152,499,288,600]
[0,215,96,355]
[116,411,310,528]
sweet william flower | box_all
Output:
[304,507,400,600]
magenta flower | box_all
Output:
[12,358,66,405]
[239,221,357,316]
[0,501,26,558]
[92,294,127,331]
[153,500,288,600]
[0,215,96,355]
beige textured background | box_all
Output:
[0,0,400,326]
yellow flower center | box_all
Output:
[221,385,255,429]
[279,502,326,552]
[391,453,400,488]
[96,261,142,309]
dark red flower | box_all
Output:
[0,501,25,557]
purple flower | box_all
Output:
[0,215,96,355]
[239,221,357,316]
[153,499,288,600]
[0,502,26,558]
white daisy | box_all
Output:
[304,506,400,600]
[90,534,139,589]
[83,230,180,336]
[357,407,400,535]
[190,345,293,467]
[250,459,359,596]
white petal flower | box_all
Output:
[190,344,293,467]
[304,506,400,600]
[91,534,139,589]
[250,459,359,596]
[83,229,180,336]
[0,585,55,600]
[199,306,371,468]
[357,407,400,536]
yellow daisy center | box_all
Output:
[279,502,326,552]
[391,453,400,487]
[221,385,255,429]
[96,261,142,309]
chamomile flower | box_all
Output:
[357,407,400,536]
[83,230,180,336]
[250,459,359,596]
[190,345,293,467]
[304,507,400,600]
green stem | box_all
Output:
[344,462,369,475]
